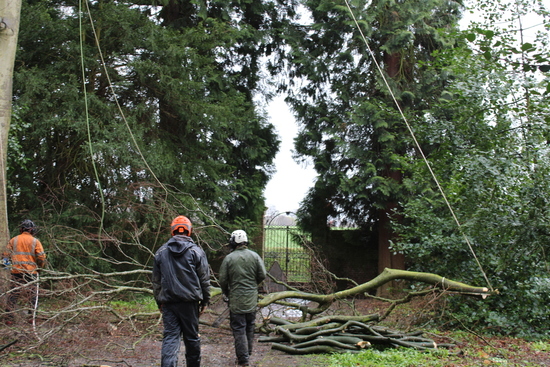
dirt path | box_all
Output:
[0,301,323,367]
[69,324,316,367]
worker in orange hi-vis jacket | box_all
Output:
[3,219,46,323]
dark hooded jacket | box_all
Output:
[152,235,211,306]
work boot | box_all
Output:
[235,358,249,366]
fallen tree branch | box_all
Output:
[275,314,380,332]
[257,268,496,319]
[271,343,358,354]
[0,339,18,352]
[260,316,459,355]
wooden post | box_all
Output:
[0,0,22,247]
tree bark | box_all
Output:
[377,50,406,297]
[0,0,21,246]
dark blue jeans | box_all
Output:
[161,302,201,367]
[229,311,256,365]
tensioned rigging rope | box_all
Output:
[342,0,493,292]
[79,0,106,237]
[76,0,491,287]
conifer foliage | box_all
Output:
[9,0,297,244]
[284,0,464,278]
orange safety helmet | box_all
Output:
[171,216,192,236]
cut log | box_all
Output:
[271,342,358,354]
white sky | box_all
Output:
[263,96,316,213]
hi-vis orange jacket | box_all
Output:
[3,232,46,274]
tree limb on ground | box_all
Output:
[260,317,459,355]
[257,268,496,318]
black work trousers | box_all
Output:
[6,273,38,315]
[161,302,201,367]
[229,311,256,365]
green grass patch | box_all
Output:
[328,348,450,367]
[532,341,550,352]
[108,295,157,313]
[264,226,308,251]
[65,294,158,315]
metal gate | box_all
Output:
[263,226,311,283]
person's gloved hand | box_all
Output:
[199,301,208,316]
[222,294,229,303]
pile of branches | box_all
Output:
[259,315,456,355]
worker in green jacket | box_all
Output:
[219,230,266,367]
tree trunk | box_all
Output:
[376,51,406,296]
[377,201,405,273]
[0,0,21,246]
[377,167,405,297]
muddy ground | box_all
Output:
[1,297,549,366]
[0,297,324,367]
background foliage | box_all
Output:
[9,0,296,263]
[391,0,550,337]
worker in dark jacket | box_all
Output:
[219,230,266,367]
[152,216,211,367]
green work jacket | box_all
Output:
[219,246,266,314]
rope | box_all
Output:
[78,0,170,252]
[82,0,168,195]
[78,1,236,243]
[78,1,234,261]
[79,0,106,239]
[342,0,493,291]
[32,273,40,340]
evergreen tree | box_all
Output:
[284,0,464,286]
[9,0,293,264]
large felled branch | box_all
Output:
[260,316,459,355]
[258,268,496,314]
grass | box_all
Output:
[264,226,308,251]
[327,348,450,367]
[532,341,550,352]
[294,333,550,367]
[60,294,159,315]
[108,296,158,313]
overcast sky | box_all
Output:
[263,96,316,213]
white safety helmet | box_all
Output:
[230,230,248,247]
